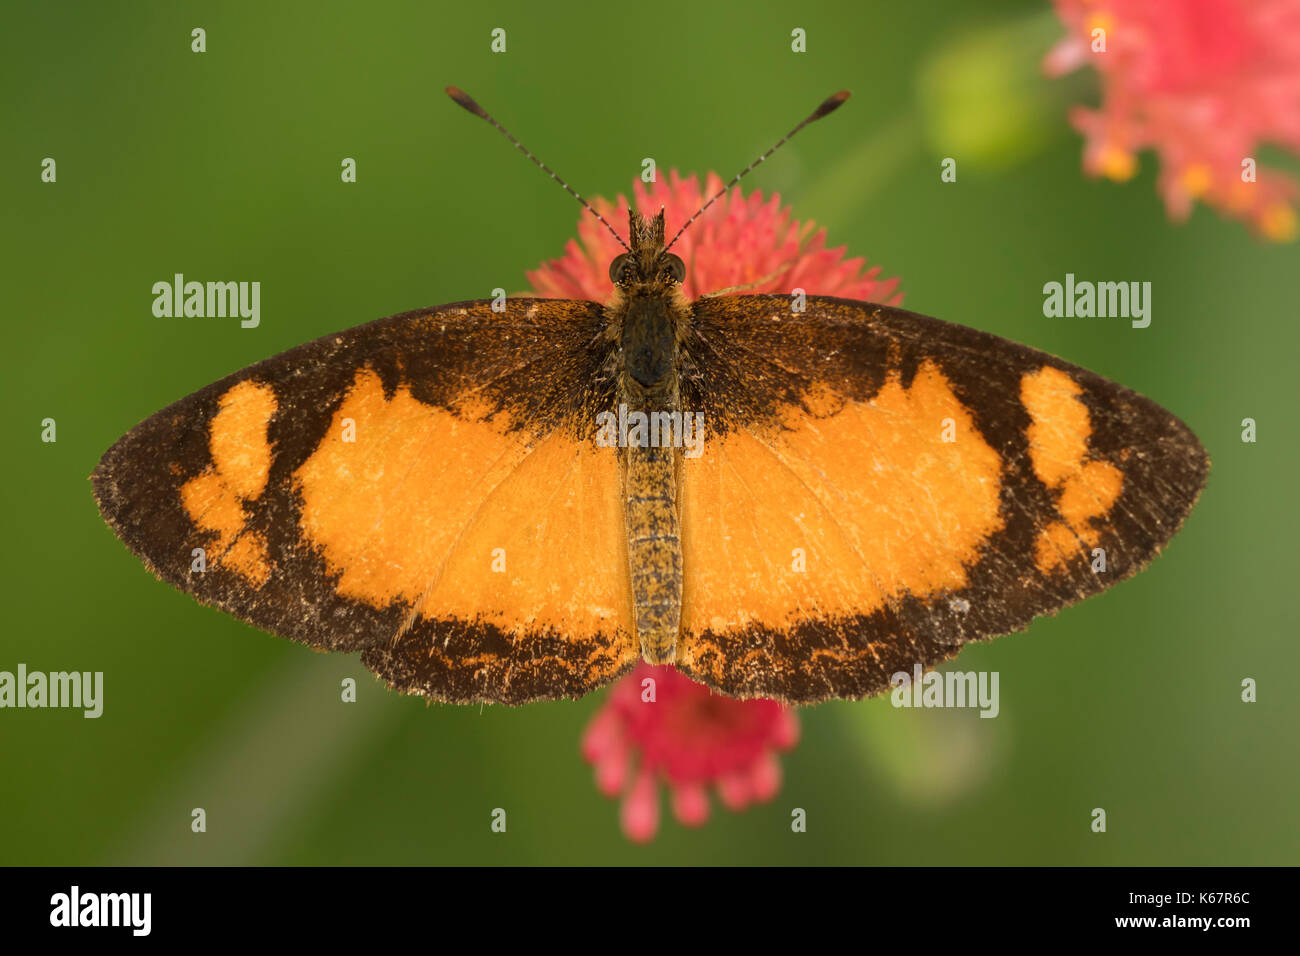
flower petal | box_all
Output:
[620,769,660,844]
[671,782,711,827]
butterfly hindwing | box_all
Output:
[675,293,1209,703]
[92,298,640,704]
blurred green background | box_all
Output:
[3,0,1296,865]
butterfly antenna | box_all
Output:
[447,86,631,252]
[665,90,850,251]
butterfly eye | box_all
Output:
[608,253,632,284]
[661,253,686,283]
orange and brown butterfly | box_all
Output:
[92,88,1209,706]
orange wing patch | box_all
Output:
[679,360,1004,645]
[295,368,525,608]
[295,367,635,643]
[180,380,277,586]
[1020,366,1124,573]
[420,428,631,637]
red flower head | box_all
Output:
[527,170,902,304]
[581,664,800,843]
[533,172,898,841]
[1045,0,1300,241]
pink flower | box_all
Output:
[526,170,902,303]
[581,664,800,843]
[1045,0,1300,241]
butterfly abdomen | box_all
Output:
[624,435,682,664]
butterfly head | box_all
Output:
[609,208,685,291]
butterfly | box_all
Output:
[92,88,1209,705]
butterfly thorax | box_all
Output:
[608,209,690,665]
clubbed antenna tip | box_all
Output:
[812,90,851,120]
[445,86,487,119]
